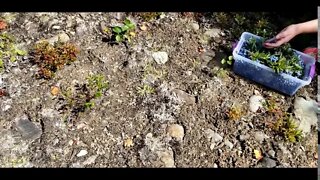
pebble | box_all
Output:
[152,52,169,65]
[167,124,185,141]
[204,28,222,38]
[239,134,250,141]
[254,132,266,143]
[213,163,218,168]
[224,139,234,150]
[76,23,87,36]
[268,150,276,157]
[77,150,88,157]
[249,95,265,112]
[205,129,223,143]
[260,157,277,168]
[158,149,175,167]
[83,155,98,165]
[14,114,42,141]
[293,97,318,134]
[191,22,199,31]
[172,89,195,105]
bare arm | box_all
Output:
[295,19,318,34]
[264,19,318,48]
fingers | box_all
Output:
[264,38,287,48]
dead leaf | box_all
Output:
[124,138,134,148]
[50,86,60,96]
[140,25,147,31]
[0,20,7,30]
[129,32,136,37]
[254,149,263,160]
[0,89,7,97]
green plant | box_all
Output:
[137,12,162,21]
[137,84,155,96]
[0,59,3,71]
[87,74,109,98]
[31,41,79,79]
[227,104,244,120]
[273,113,302,143]
[244,37,304,78]
[0,32,26,71]
[213,67,229,79]
[221,55,233,66]
[112,18,136,43]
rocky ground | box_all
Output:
[0,12,318,168]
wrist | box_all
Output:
[293,23,303,35]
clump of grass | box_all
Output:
[137,12,162,21]
[59,74,109,123]
[30,41,79,79]
[87,74,109,98]
[0,32,27,71]
[273,113,302,143]
[137,84,155,97]
[227,104,244,120]
[212,67,229,79]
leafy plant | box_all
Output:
[112,18,136,43]
[213,67,229,79]
[273,113,302,143]
[60,74,109,123]
[31,41,78,79]
[227,104,244,120]
[221,55,233,66]
[240,37,304,78]
[137,84,155,96]
[87,74,109,98]
[0,32,27,71]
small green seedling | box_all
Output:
[0,32,27,71]
[137,84,155,96]
[112,18,136,43]
[87,74,109,98]
[84,102,95,109]
[273,113,302,143]
[221,55,233,66]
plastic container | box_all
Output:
[232,32,316,96]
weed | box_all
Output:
[59,74,109,123]
[137,12,162,21]
[87,74,109,98]
[31,41,79,79]
[137,84,155,96]
[213,67,229,79]
[227,104,244,120]
[273,113,302,143]
[0,32,26,71]
[111,18,136,43]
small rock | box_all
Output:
[213,163,218,168]
[268,150,276,157]
[254,132,266,143]
[152,52,169,65]
[191,22,199,31]
[52,25,61,30]
[140,24,147,31]
[249,95,265,112]
[41,108,58,119]
[239,134,250,141]
[15,114,42,141]
[158,149,175,167]
[76,23,87,36]
[83,155,98,165]
[50,86,60,96]
[204,28,222,38]
[200,50,215,63]
[260,157,277,168]
[77,150,88,157]
[205,129,223,143]
[167,124,184,141]
[40,33,70,45]
[172,89,195,105]
[293,97,318,134]
[224,139,234,150]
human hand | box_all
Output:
[264,24,300,48]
